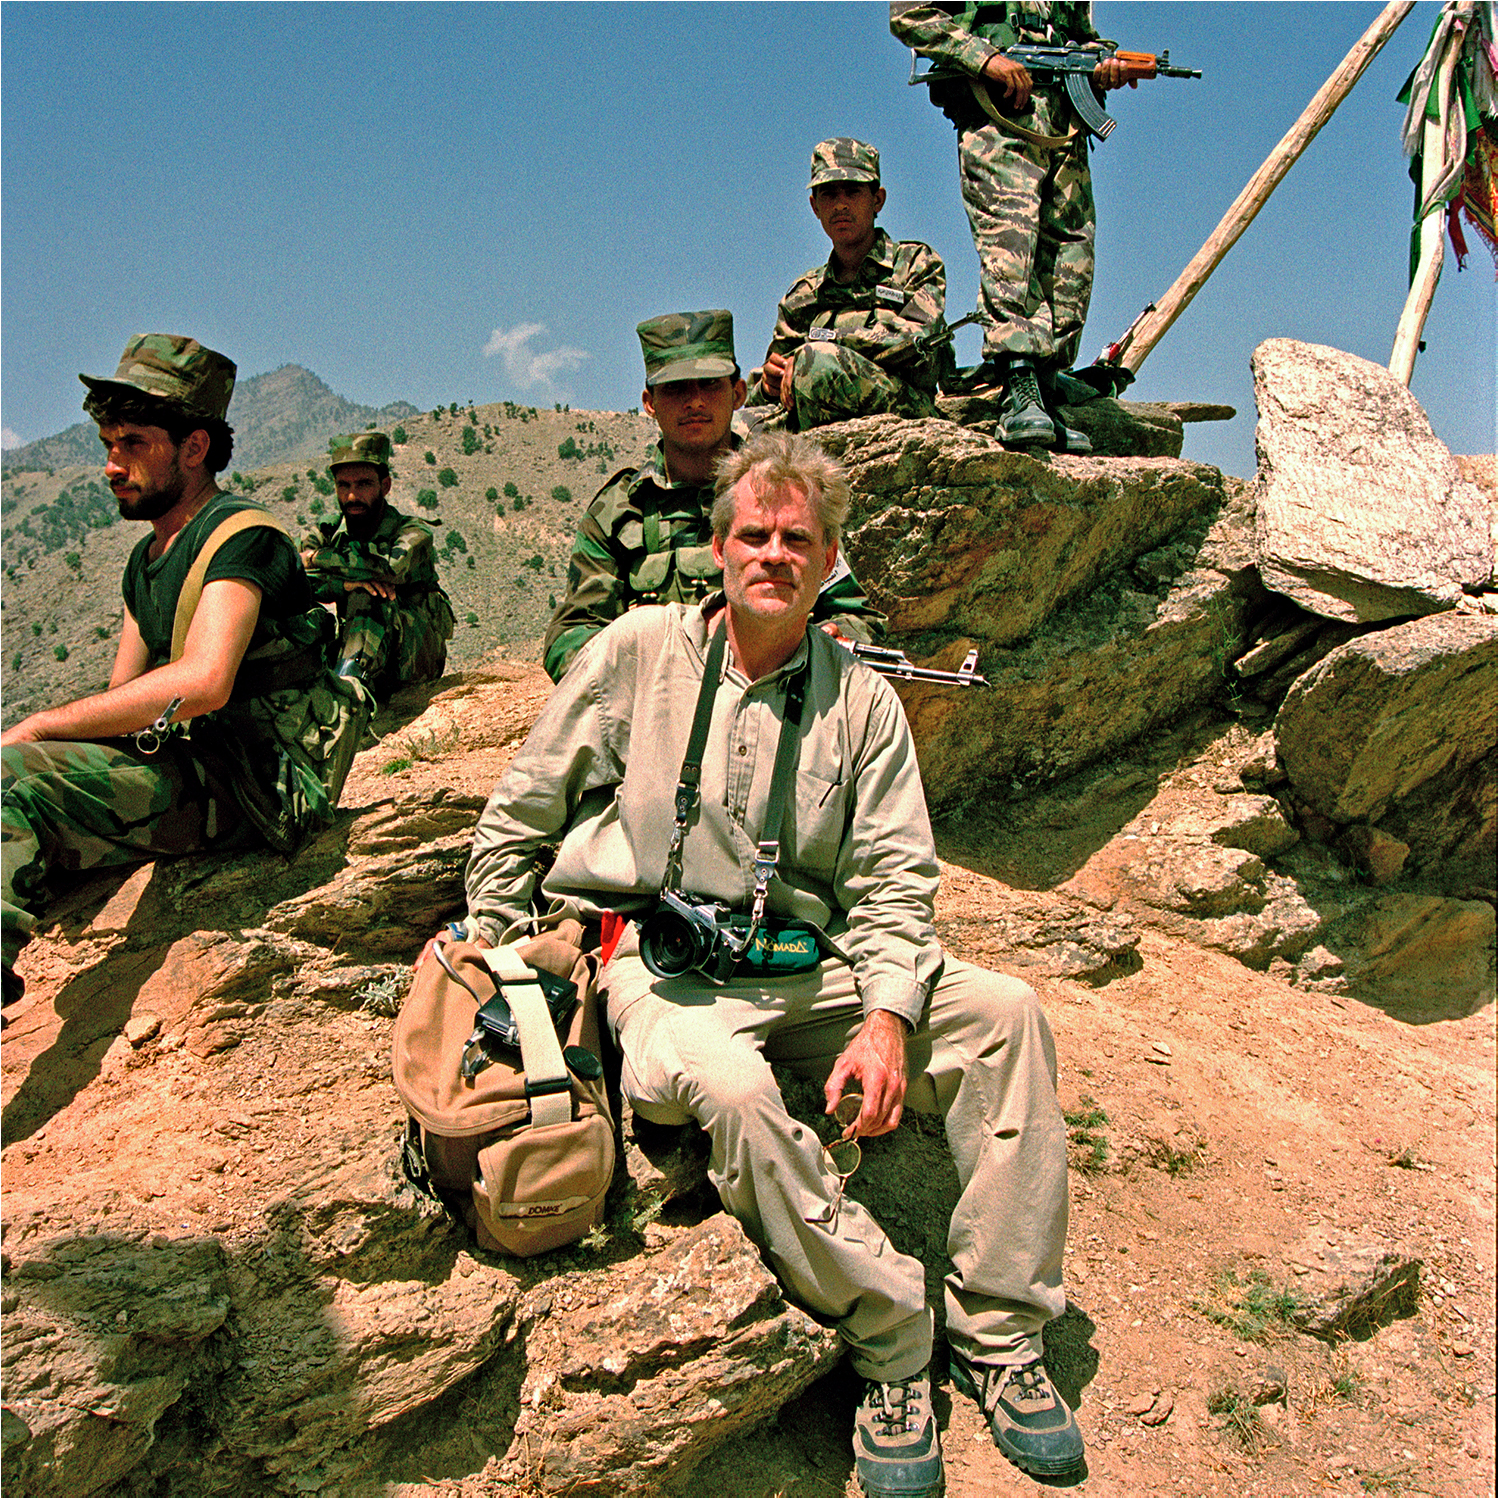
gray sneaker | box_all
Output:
[949,1349,1084,1477]
[853,1366,945,1497]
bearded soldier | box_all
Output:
[2,334,364,1013]
[301,431,455,698]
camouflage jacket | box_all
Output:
[542,437,885,683]
[891,2,1111,125]
[752,229,946,396]
[301,503,449,611]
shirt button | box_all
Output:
[737,745,748,756]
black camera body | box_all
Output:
[637,890,745,982]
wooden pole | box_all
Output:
[1113,0,1416,375]
[1389,26,1465,384]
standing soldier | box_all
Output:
[301,431,456,698]
[2,334,364,1012]
[891,2,1132,453]
[748,138,948,432]
[542,310,884,682]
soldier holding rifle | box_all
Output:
[892,1,1136,454]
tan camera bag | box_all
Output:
[392,919,614,1257]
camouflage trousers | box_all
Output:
[754,344,938,433]
[339,589,453,698]
[956,88,1096,369]
[1,738,252,977]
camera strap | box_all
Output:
[662,619,811,953]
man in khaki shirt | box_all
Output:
[463,433,1079,1494]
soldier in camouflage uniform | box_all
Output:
[300,431,456,699]
[1,334,366,1011]
[746,138,947,432]
[891,2,1132,453]
[542,310,884,682]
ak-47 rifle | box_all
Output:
[909,44,1201,141]
[846,642,988,689]
[911,310,983,353]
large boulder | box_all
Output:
[1274,612,1496,857]
[824,415,1229,645]
[830,434,1263,815]
[1251,339,1493,621]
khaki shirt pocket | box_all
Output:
[792,764,848,875]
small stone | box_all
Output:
[123,1014,161,1048]
[1451,1342,1474,1358]
[1141,1393,1174,1426]
[1126,1392,1157,1416]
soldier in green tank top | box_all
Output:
[542,309,885,683]
[1,334,365,1015]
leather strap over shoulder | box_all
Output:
[478,946,573,1128]
[171,506,290,662]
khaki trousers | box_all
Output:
[605,938,1068,1382]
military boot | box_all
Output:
[1040,370,1093,455]
[995,358,1055,448]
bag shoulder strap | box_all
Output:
[479,946,573,1127]
[170,506,289,662]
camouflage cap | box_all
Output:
[637,309,737,387]
[328,431,393,473]
[808,138,880,190]
[78,333,236,422]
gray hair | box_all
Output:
[711,431,851,547]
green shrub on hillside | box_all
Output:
[54,644,69,662]
[461,426,480,456]
[485,486,498,502]
[391,425,408,445]
[437,468,458,489]
[312,474,333,496]
[503,481,519,498]
[444,530,467,555]
[424,451,436,465]
[551,485,572,504]
[309,497,325,516]
[416,488,438,510]
[64,551,81,573]
[281,485,298,505]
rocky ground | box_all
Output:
[2,666,1493,1498]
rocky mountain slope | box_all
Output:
[1,400,659,725]
[0,364,421,476]
[1,342,1494,1498]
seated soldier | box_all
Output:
[2,334,365,1011]
[301,431,456,699]
[747,138,947,432]
[541,308,884,683]
[463,432,1082,1496]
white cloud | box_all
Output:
[481,322,590,395]
[1,427,23,449]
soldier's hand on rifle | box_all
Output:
[982,51,1033,108]
[1093,54,1136,90]
[347,579,398,600]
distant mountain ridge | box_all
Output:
[1,364,420,474]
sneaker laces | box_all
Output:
[1000,1361,1055,1411]
[868,1377,926,1436]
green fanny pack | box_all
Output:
[730,920,825,976]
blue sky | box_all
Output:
[2,2,1494,478]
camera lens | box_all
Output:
[639,910,702,978]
